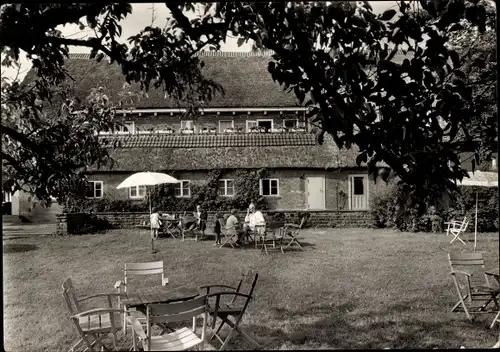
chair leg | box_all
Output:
[452,293,472,320]
[210,319,226,341]
[490,310,500,329]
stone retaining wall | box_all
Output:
[56,210,374,235]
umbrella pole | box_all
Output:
[149,187,155,252]
[474,191,478,252]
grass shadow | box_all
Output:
[250,303,494,349]
[4,243,38,254]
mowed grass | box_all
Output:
[3,227,500,351]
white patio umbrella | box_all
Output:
[457,171,498,251]
[117,172,179,252]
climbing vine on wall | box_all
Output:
[63,169,268,213]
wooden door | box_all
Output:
[306,176,325,210]
[349,175,368,210]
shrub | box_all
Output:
[370,179,499,233]
[67,214,114,234]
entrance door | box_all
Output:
[349,175,368,210]
[306,176,325,210]
[3,191,12,215]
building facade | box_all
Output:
[7,51,497,221]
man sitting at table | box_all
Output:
[226,209,244,247]
[244,204,266,238]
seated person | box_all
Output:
[226,209,244,246]
[244,204,266,236]
[181,213,198,231]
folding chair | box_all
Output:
[448,253,500,320]
[180,217,200,242]
[201,271,261,350]
[128,295,209,351]
[219,220,238,249]
[62,278,121,352]
[282,216,306,250]
[446,217,469,245]
[114,261,169,335]
[256,225,284,255]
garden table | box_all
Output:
[121,284,200,335]
[485,268,500,328]
[120,284,199,311]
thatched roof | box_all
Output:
[23,51,302,109]
[94,133,386,172]
[23,50,411,109]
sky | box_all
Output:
[1,2,398,81]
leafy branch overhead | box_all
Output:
[0,1,496,211]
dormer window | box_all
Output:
[180,120,196,133]
[219,120,235,133]
[246,119,273,133]
[283,119,298,129]
[116,121,135,134]
[492,158,497,170]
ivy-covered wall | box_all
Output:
[66,168,379,213]
[65,168,270,213]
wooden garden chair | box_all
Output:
[282,216,306,251]
[127,295,209,351]
[62,278,121,352]
[446,217,469,245]
[114,261,169,335]
[448,253,500,320]
[199,271,261,350]
[180,217,200,242]
[219,220,238,249]
[255,225,284,254]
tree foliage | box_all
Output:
[0,1,496,213]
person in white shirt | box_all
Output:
[150,209,162,239]
[244,204,266,237]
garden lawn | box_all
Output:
[3,227,500,351]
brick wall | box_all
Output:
[88,169,390,211]
[56,210,374,235]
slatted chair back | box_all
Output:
[147,295,207,324]
[62,277,81,315]
[144,296,208,351]
[124,261,166,293]
[448,252,485,267]
[448,252,492,287]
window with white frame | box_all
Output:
[260,179,279,196]
[246,119,273,132]
[283,119,298,129]
[181,120,195,131]
[116,121,135,134]
[219,120,234,133]
[86,181,103,198]
[246,120,258,132]
[175,180,191,197]
[257,119,273,132]
[129,185,147,199]
[218,179,235,196]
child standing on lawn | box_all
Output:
[150,209,162,239]
[213,212,223,246]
